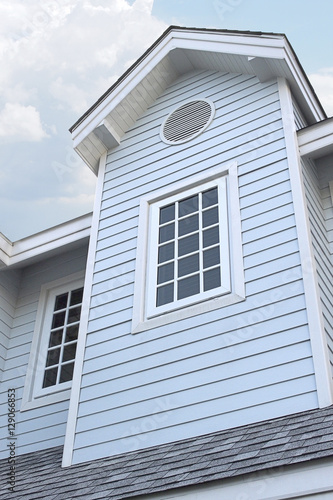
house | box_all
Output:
[1,26,333,499]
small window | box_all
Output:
[132,162,245,334]
[21,272,84,410]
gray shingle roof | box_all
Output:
[2,406,333,499]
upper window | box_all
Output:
[146,178,230,318]
[21,272,84,410]
[132,163,245,334]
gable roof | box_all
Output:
[3,405,333,499]
[70,26,327,175]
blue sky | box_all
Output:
[0,0,332,240]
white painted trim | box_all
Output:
[132,162,245,334]
[71,28,325,171]
[20,271,85,412]
[298,118,333,159]
[0,213,91,268]
[62,152,107,467]
[278,77,333,407]
[142,458,333,500]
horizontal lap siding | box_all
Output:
[302,159,333,374]
[0,245,88,459]
[73,71,316,464]
[0,269,21,381]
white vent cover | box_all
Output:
[160,99,215,144]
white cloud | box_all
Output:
[49,77,90,114]
[0,102,48,141]
[309,68,333,117]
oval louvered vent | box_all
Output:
[161,99,215,144]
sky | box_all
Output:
[0,0,332,241]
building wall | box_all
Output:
[0,268,21,381]
[72,70,318,464]
[302,156,333,375]
[0,245,88,459]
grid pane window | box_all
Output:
[155,186,222,307]
[42,287,83,389]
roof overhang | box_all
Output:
[70,26,327,175]
[297,117,333,159]
[0,213,91,269]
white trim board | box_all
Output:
[0,213,92,269]
[62,153,107,468]
[278,77,333,407]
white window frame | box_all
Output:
[132,162,245,334]
[21,271,84,411]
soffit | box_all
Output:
[71,27,326,175]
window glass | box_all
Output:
[42,286,83,389]
[153,182,224,310]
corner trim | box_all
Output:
[62,153,107,467]
[278,77,333,407]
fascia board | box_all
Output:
[0,213,92,268]
[0,233,13,267]
[72,29,325,158]
[298,119,333,158]
[71,32,285,147]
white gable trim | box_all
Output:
[278,77,333,407]
[62,153,107,467]
[0,214,91,269]
[71,28,325,173]
[298,118,333,159]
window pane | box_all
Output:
[49,329,63,347]
[70,288,83,306]
[178,274,200,300]
[159,222,175,244]
[202,187,218,208]
[65,324,79,343]
[204,268,221,291]
[43,367,58,388]
[54,293,68,311]
[46,348,60,367]
[179,194,198,217]
[203,246,220,269]
[156,283,174,306]
[59,362,74,383]
[160,204,175,224]
[62,343,77,362]
[158,242,174,263]
[68,306,81,324]
[202,207,219,228]
[178,214,199,237]
[178,253,199,277]
[52,310,66,329]
[178,233,199,257]
[157,262,174,284]
[203,226,219,248]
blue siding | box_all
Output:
[302,158,333,375]
[72,71,317,464]
[0,245,88,459]
[0,269,21,381]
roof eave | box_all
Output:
[70,26,326,174]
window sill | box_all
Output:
[132,291,245,334]
[20,388,71,412]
